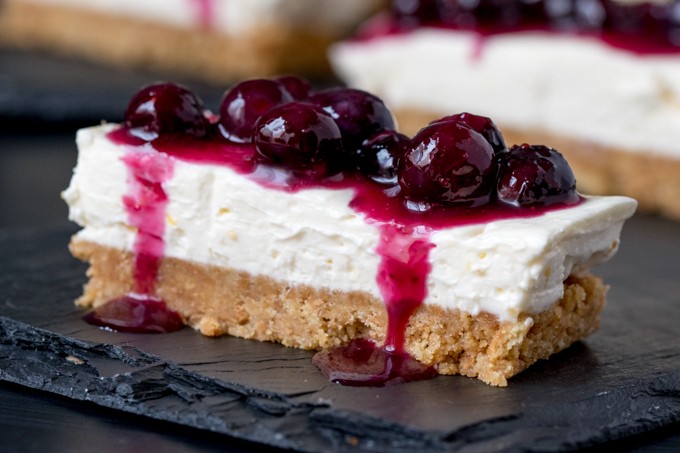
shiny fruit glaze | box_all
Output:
[380,0,680,55]
[91,79,581,385]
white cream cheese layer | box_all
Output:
[63,125,637,321]
[16,0,380,35]
[331,28,680,158]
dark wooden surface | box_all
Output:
[2,49,680,452]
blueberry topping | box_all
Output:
[357,129,410,185]
[392,0,439,27]
[389,0,680,50]
[310,88,396,157]
[431,112,507,154]
[219,79,294,143]
[496,144,578,206]
[119,79,581,212]
[124,82,209,141]
[398,121,497,205]
[253,101,343,178]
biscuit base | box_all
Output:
[0,1,335,82]
[70,238,607,386]
[396,108,680,220]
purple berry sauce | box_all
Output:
[83,147,183,333]
[312,338,437,387]
[83,294,183,334]
[312,223,438,386]
[121,149,174,295]
[95,80,582,383]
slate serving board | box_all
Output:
[1,214,680,452]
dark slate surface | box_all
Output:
[1,215,680,452]
[0,50,338,125]
[0,49,226,124]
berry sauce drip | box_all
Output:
[104,80,581,381]
[311,338,437,387]
[190,0,215,29]
[121,149,174,295]
[83,147,183,334]
[375,0,680,55]
[376,225,434,352]
[312,224,437,387]
[83,293,183,334]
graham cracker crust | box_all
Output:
[0,1,335,82]
[70,238,608,387]
[396,108,678,220]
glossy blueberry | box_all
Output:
[276,75,313,100]
[310,88,396,155]
[124,82,209,141]
[496,144,578,206]
[219,79,293,143]
[398,121,497,205]
[391,0,680,49]
[430,112,507,154]
[392,0,439,26]
[253,102,343,178]
[357,129,410,185]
